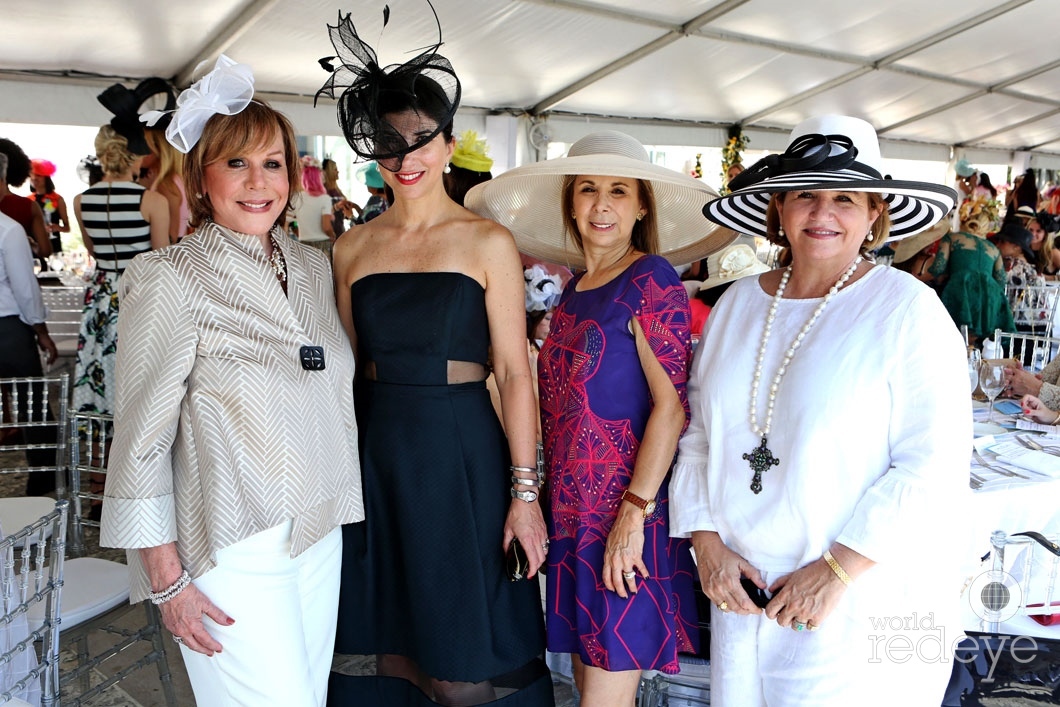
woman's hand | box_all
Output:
[503,498,548,579]
[765,559,846,632]
[1021,394,1059,424]
[690,530,765,615]
[1005,365,1043,398]
[158,583,234,657]
[602,505,647,599]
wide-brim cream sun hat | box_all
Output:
[464,130,735,269]
[699,243,770,290]
[703,115,958,241]
[891,217,950,264]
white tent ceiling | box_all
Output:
[3,0,1060,168]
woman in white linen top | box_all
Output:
[670,115,972,706]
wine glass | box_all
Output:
[978,362,1005,423]
[967,348,982,394]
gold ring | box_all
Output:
[717,601,729,612]
[807,621,819,632]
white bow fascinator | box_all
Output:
[525,265,563,313]
[141,55,255,154]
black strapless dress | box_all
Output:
[329,272,553,706]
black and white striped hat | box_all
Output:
[704,115,957,241]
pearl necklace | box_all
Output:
[743,255,863,494]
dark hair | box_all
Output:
[526,310,548,347]
[560,175,658,256]
[0,138,32,187]
[370,74,454,171]
[184,100,300,230]
[977,172,997,198]
[445,165,492,206]
[1015,169,1039,208]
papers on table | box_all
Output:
[973,434,1060,491]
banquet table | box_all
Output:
[966,402,1060,640]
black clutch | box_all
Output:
[506,538,529,582]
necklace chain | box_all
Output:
[267,232,287,284]
[749,256,863,439]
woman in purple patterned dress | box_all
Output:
[467,131,733,706]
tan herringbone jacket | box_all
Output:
[100,222,363,601]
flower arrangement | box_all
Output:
[690,153,703,179]
[721,127,749,195]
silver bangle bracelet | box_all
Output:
[148,570,191,605]
[512,476,540,487]
[509,465,536,474]
[510,487,539,503]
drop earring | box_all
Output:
[866,231,874,242]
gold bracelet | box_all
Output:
[1052,410,1060,425]
[823,550,853,586]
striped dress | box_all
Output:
[73,181,153,415]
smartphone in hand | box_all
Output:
[741,576,770,609]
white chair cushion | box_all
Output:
[26,558,130,630]
[0,498,57,539]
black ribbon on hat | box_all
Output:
[728,133,881,192]
[97,77,177,155]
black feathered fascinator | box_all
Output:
[96,77,177,156]
[315,2,461,173]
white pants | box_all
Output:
[709,570,956,707]
[179,522,342,707]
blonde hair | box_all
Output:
[764,191,891,255]
[144,128,185,197]
[94,125,137,176]
[183,100,300,230]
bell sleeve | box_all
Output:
[99,252,198,550]
[832,287,972,564]
[669,337,713,538]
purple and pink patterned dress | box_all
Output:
[539,254,698,674]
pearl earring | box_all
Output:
[778,226,785,238]
[866,231,874,242]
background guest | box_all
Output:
[144,127,190,242]
[354,161,388,224]
[0,138,51,260]
[0,151,59,496]
[930,195,1013,343]
[291,155,337,256]
[322,158,356,235]
[890,217,949,286]
[29,159,70,254]
[445,129,493,206]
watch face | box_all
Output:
[644,500,657,516]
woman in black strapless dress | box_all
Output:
[318,10,553,707]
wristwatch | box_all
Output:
[511,487,539,503]
[621,489,657,518]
